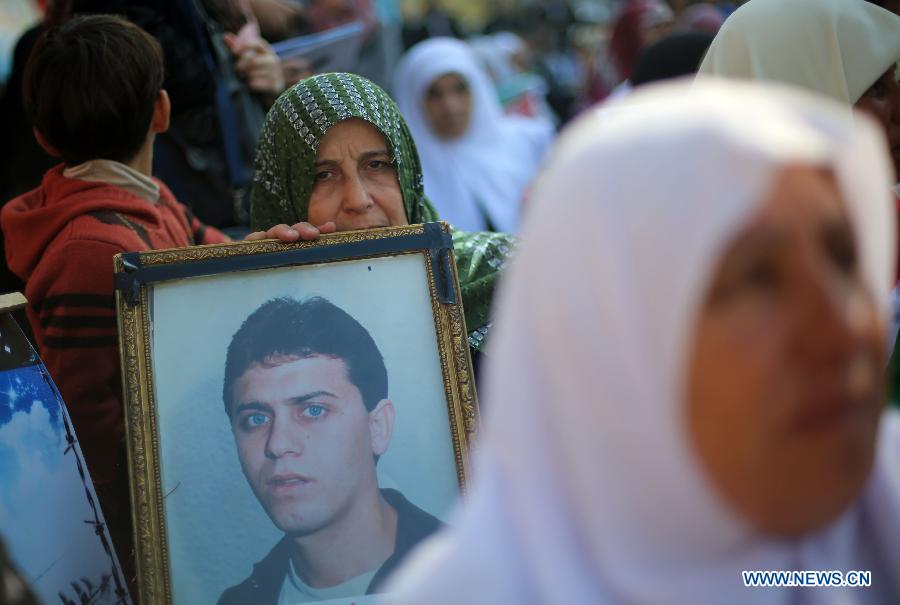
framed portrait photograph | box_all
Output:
[114,223,477,605]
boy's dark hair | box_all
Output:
[22,14,165,165]
[223,297,388,417]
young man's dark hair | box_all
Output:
[22,14,165,165]
[222,297,389,416]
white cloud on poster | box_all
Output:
[0,400,61,511]
[0,393,118,604]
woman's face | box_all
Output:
[423,73,473,140]
[687,165,885,537]
[854,66,900,179]
[307,119,409,231]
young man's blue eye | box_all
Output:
[303,405,327,418]
[245,413,270,428]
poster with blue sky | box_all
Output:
[0,312,130,605]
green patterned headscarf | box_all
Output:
[250,72,514,350]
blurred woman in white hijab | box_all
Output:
[392,37,554,233]
[697,0,900,182]
[698,0,900,392]
[385,79,900,604]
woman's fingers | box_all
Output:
[244,222,336,242]
[244,223,301,242]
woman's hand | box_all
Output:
[244,221,337,242]
[225,23,286,96]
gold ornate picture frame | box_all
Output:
[114,222,478,605]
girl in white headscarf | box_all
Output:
[392,37,554,233]
[384,79,900,604]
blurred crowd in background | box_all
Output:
[0,0,744,221]
[0,0,751,298]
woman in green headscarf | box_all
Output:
[247,72,514,353]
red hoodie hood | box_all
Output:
[2,165,173,280]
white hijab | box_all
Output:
[392,37,554,233]
[386,80,900,604]
[469,32,527,83]
[697,0,900,105]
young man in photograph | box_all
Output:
[219,296,442,605]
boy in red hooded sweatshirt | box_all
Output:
[1,14,229,577]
